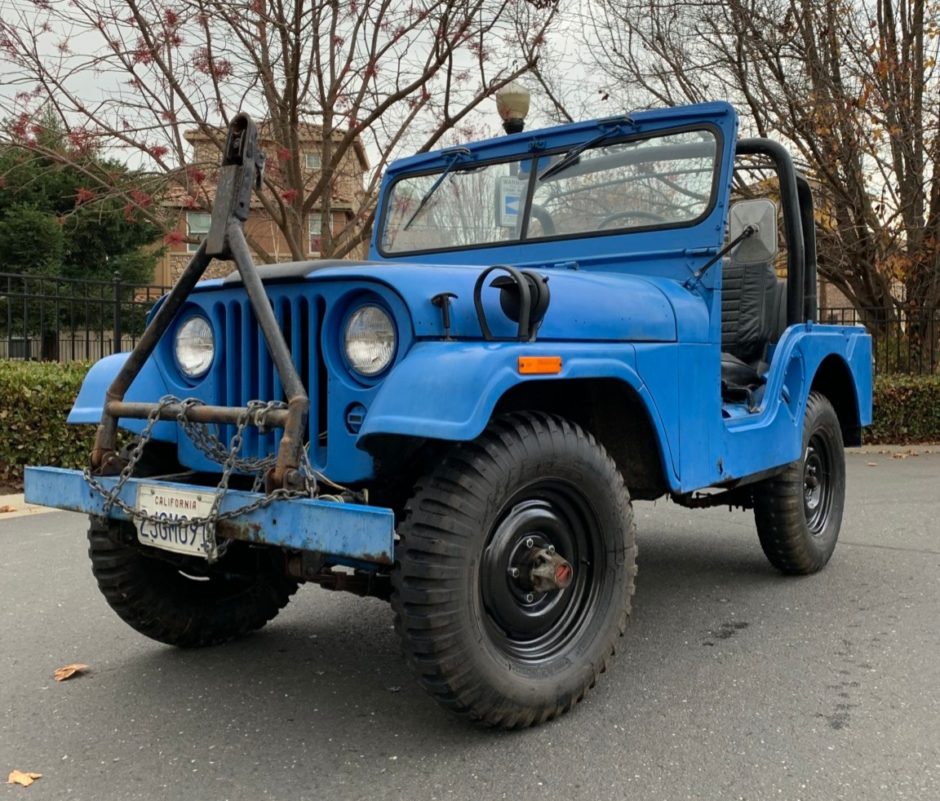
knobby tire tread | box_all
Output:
[391,411,637,729]
[753,392,846,575]
[88,519,298,648]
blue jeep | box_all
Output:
[26,102,871,727]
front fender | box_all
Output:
[67,353,177,442]
[358,340,678,484]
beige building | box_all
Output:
[155,123,369,286]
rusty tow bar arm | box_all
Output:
[90,113,310,490]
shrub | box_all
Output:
[0,360,95,485]
[1,361,938,489]
[867,374,940,444]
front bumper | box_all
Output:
[23,466,395,565]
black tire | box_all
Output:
[753,391,846,574]
[391,412,637,728]
[88,517,298,647]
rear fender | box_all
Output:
[721,324,872,481]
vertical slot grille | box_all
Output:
[315,296,328,465]
[223,300,242,447]
[214,289,324,471]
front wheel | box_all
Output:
[752,392,846,574]
[88,517,298,647]
[392,412,637,728]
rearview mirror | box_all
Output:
[729,199,778,263]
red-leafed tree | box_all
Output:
[0,0,558,261]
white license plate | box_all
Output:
[135,484,219,559]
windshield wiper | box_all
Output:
[537,116,633,182]
[402,147,472,231]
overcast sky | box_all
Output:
[0,1,622,173]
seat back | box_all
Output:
[721,255,787,365]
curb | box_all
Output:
[0,493,55,519]
[849,443,939,455]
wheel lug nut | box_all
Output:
[524,592,535,603]
[507,567,520,578]
[547,544,555,554]
[525,537,534,549]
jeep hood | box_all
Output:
[204,260,684,342]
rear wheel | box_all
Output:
[752,392,846,574]
[88,517,298,647]
[392,412,637,728]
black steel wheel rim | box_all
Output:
[479,479,605,664]
[803,432,833,535]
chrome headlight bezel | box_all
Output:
[173,314,215,379]
[343,304,397,378]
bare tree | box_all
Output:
[0,0,558,261]
[586,0,939,347]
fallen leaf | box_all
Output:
[53,663,89,682]
[7,770,42,787]
[0,505,15,513]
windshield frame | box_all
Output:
[376,122,724,259]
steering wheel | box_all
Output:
[597,210,668,230]
[528,203,555,236]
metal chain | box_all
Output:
[83,396,318,563]
[96,396,181,514]
[176,397,281,474]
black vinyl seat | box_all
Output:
[720,253,787,404]
[721,352,763,394]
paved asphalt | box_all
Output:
[2,451,938,801]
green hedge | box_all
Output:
[0,361,938,488]
[0,360,95,484]
[868,374,940,444]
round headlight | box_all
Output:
[344,305,396,377]
[174,315,215,378]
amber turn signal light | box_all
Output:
[518,356,562,375]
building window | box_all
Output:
[186,211,211,253]
[308,212,334,254]
[305,153,322,170]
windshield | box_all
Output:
[380,127,718,255]
[382,158,528,253]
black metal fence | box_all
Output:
[0,272,169,363]
[820,307,940,376]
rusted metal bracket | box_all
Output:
[90,113,309,490]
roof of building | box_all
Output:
[161,182,360,211]
[184,120,369,171]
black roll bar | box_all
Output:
[735,138,808,327]
[795,175,818,322]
